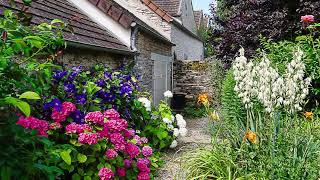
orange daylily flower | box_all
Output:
[198,93,209,105]
[304,112,313,120]
[243,130,258,144]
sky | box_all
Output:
[192,0,213,14]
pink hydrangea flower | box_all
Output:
[109,133,126,151]
[105,118,128,132]
[85,111,105,125]
[137,172,150,180]
[103,109,120,119]
[142,146,153,157]
[301,15,314,23]
[49,122,62,130]
[125,142,140,158]
[124,159,132,168]
[38,130,49,137]
[124,129,135,138]
[97,126,110,139]
[16,116,49,136]
[66,123,92,134]
[51,109,66,122]
[134,135,142,145]
[117,168,126,177]
[140,137,148,144]
[78,132,98,145]
[98,168,114,180]
[136,158,150,172]
[105,149,118,159]
[61,102,76,116]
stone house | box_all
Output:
[1,0,177,104]
[1,0,206,105]
[152,0,204,60]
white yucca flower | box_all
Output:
[232,48,311,114]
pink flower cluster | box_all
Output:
[78,132,98,145]
[16,116,49,137]
[136,158,151,180]
[98,168,114,180]
[301,15,314,23]
[125,142,141,159]
[65,122,92,134]
[49,122,62,130]
[105,149,118,159]
[142,146,153,157]
[51,102,76,122]
[85,111,104,125]
[104,109,120,119]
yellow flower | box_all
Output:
[210,111,220,121]
[243,130,258,144]
[198,93,209,105]
[304,112,313,120]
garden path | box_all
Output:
[155,117,212,180]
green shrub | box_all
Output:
[182,104,207,118]
[210,59,225,105]
[182,140,251,180]
[221,70,246,129]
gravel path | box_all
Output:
[155,117,212,180]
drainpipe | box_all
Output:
[130,22,139,52]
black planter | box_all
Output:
[171,94,186,110]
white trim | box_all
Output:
[67,0,131,47]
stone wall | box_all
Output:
[59,47,133,69]
[136,30,172,93]
[173,60,213,103]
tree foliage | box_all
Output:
[210,0,320,60]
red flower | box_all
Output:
[301,15,314,23]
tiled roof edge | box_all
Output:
[141,0,173,22]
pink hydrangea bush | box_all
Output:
[16,104,154,180]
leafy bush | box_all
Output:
[182,104,207,118]
[210,0,320,60]
[182,140,249,180]
[209,59,225,105]
[0,8,67,179]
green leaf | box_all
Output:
[60,150,72,165]
[16,101,30,117]
[19,91,41,100]
[1,166,11,180]
[51,19,64,25]
[84,176,92,180]
[72,173,81,180]
[77,153,87,163]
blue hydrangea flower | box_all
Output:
[120,83,132,97]
[43,98,62,111]
[75,94,87,104]
[70,109,85,124]
[67,72,77,82]
[95,79,105,87]
[97,90,116,102]
[52,70,67,81]
[72,66,83,73]
[104,72,112,79]
[64,83,76,94]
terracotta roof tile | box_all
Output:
[152,0,181,17]
[0,0,131,52]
